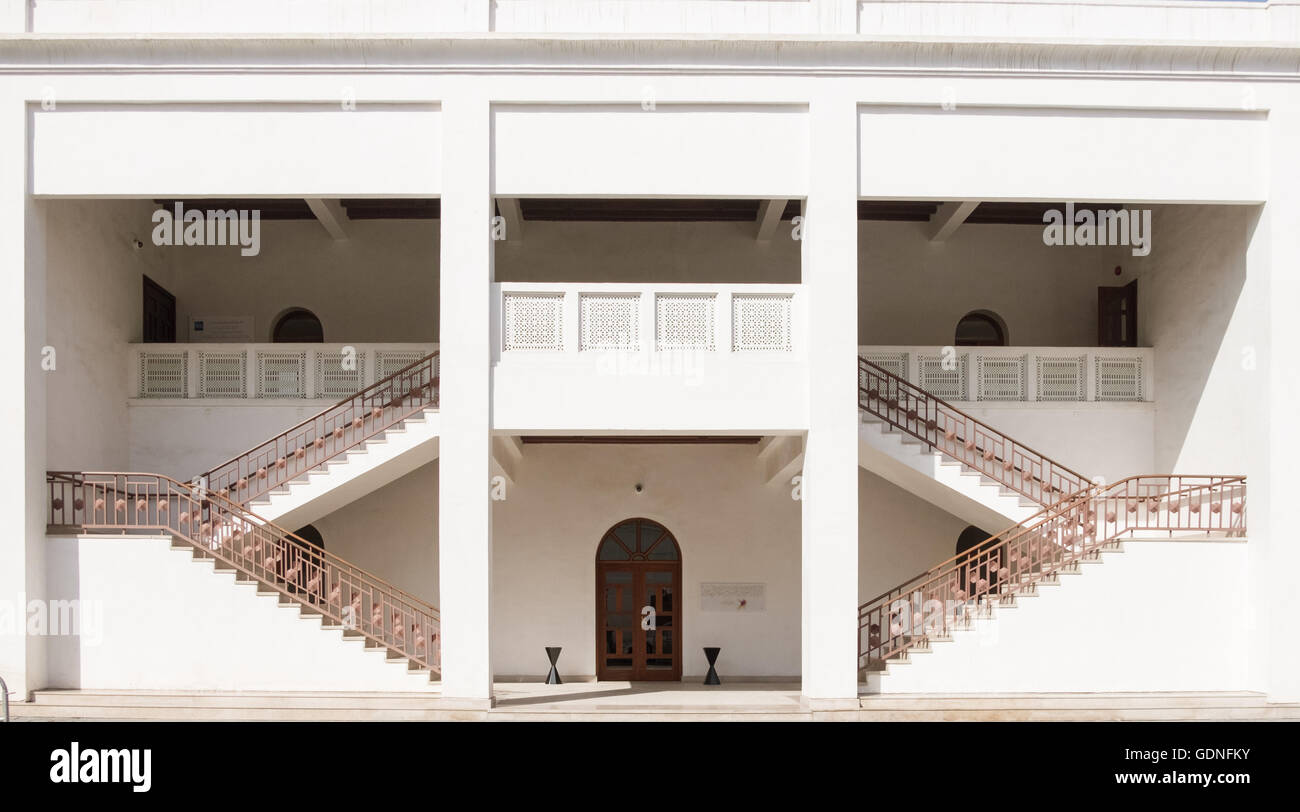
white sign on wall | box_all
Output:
[189,316,254,342]
[700,582,766,612]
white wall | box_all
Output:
[496,220,800,284]
[491,442,802,679]
[961,403,1155,483]
[33,105,442,198]
[164,218,439,344]
[127,401,343,480]
[314,461,439,606]
[44,534,436,692]
[877,540,1253,693]
[1139,205,1258,474]
[45,199,175,470]
[493,105,808,198]
[860,106,1267,203]
[859,469,970,605]
[860,221,1133,347]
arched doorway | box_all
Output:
[955,525,1002,594]
[595,518,682,681]
[954,310,1008,347]
[272,307,324,342]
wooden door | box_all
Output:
[596,519,682,681]
[143,275,176,343]
[1098,280,1137,347]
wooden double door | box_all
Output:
[595,519,682,681]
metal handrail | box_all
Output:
[858,474,1247,669]
[859,356,1090,506]
[1,675,9,722]
[47,471,441,674]
[198,351,439,506]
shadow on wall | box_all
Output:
[1138,205,1253,472]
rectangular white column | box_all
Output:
[1253,105,1300,703]
[0,99,48,699]
[800,95,860,706]
[438,96,495,704]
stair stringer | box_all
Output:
[45,534,439,693]
[858,418,1039,530]
[249,412,440,530]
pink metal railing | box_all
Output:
[199,352,439,506]
[47,471,440,674]
[859,356,1090,506]
[857,474,1246,671]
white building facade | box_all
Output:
[1,1,1298,715]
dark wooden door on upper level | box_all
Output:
[142,275,176,343]
[1098,280,1137,347]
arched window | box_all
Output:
[597,518,680,562]
[272,308,324,343]
[954,310,1007,347]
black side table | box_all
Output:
[703,647,722,685]
[544,646,563,684]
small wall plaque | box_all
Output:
[700,582,766,612]
[189,315,254,342]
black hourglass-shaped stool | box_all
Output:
[544,646,563,684]
[703,647,722,685]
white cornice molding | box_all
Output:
[1,34,1299,78]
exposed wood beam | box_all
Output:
[927,200,980,242]
[496,197,525,241]
[755,198,788,242]
[305,198,351,241]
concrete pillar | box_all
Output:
[0,99,48,700]
[1252,103,1300,703]
[800,95,859,706]
[437,96,495,705]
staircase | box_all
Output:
[856,355,1247,686]
[198,352,440,527]
[47,471,440,683]
[859,357,1086,526]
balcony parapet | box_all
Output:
[130,342,438,401]
[859,345,1153,403]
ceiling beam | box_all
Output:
[755,198,788,242]
[497,197,525,241]
[927,200,980,242]
[305,198,351,241]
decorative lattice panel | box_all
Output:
[655,293,716,351]
[138,351,188,398]
[977,355,1027,402]
[580,293,640,351]
[1036,355,1086,401]
[731,293,793,352]
[375,350,425,380]
[256,351,307,399]
[918,353,968,400]
[862,352,909,381]
[503,293,564,351]
[316,350,365,399]
[1096,356,1144,401]
[197,351,247,398]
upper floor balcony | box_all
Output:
[492,281,807,433]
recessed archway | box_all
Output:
[955,310,1008,347]
[595,518,682,681]
[272,307,324,343]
